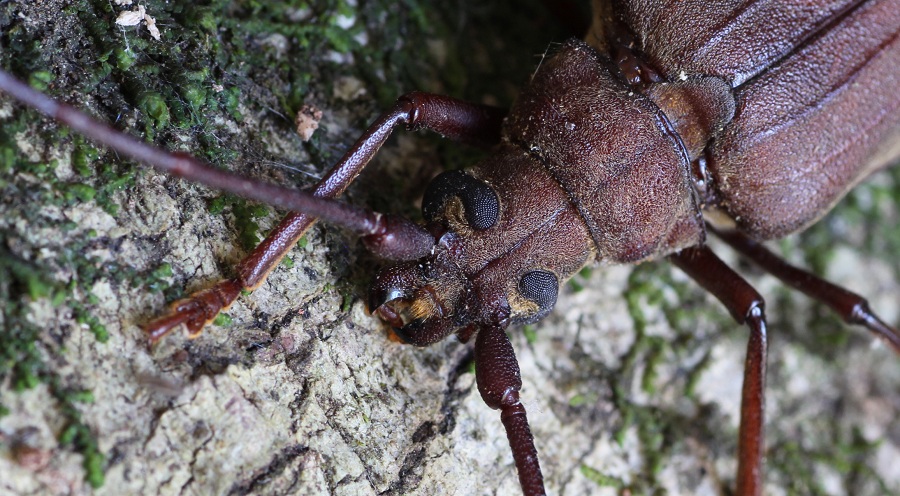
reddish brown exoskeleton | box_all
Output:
[2,1,899,494]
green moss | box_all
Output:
[219,86,242,120]
[575,262,738,492]
[0,118,180,482]
[58,418,105,488]
[683,349,712,399]
[763,427,891,495]
[0,238,107,483]
[639,336,665,395]
[605,392,684,493]
[207,196,228,215]
[213,313,233,326]
[4,0,893,493]
[66,183,96,202]
[133,262,177,295]
[114,47,137,72]
[341,292,354,312]
[152,262,174,279]
[72,143,100,176]
[68,390,96,404]
[522,324,537,345]
[208,195,271,250]
[464,358,476,375]
[93,163,136,216]
[181,84,208,112]
[27,70,53,91]
[580,465,624,488]
[568,392,598,408]
[568,278,585,292]
[137,92,171,132]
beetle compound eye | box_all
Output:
[519,270,558,308]
[422,170,499,230]
[518,270,558,322]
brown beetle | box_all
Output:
[1,1,898,495]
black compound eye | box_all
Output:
[518,270,558,322]
[422,170,499,230]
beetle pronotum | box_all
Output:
[1,0,900,496]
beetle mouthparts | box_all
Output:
[388,315,456,347]
[367,261,427,313]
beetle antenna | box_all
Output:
[0,69,434,261]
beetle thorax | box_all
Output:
[370,40,712,346]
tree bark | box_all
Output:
[0,1,898,495]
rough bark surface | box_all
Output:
[1,1,898,495]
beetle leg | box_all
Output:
[669,246,767,496]
[475,323,546,496]
[711,226,900,354]
[138,92,507,342]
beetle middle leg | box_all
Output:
[140,92,507,342]
[669,246,768,496]
[711,226,900,353]
[671,228,900,495]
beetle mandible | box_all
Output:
[1,0,899,495]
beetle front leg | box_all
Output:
[0,70,509,341]
[475,323,546,496]
[670,246,768,496]
[142,92,507,342]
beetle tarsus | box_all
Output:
[144,279,242,343]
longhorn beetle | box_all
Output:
[1,0,900,496]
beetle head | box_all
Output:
[368,234,563,347]
[368,165,578,346]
